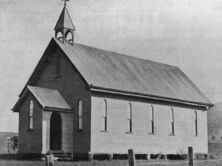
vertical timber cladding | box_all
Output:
[90,96,208,155]
[33,46,91,154]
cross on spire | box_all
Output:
[62,0,69,7]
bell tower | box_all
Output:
[54,0,75,45]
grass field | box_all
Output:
[0,159,222,166]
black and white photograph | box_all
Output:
[0,0,222,165]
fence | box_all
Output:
[1,158,222,166]
[1,159,222,166]
[136,160,222,166]
[128,147,222,166]
[1,147,222,166]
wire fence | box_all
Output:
[137,160,188,165]
[136,158,222,166]
[1,159,222,166]
[1,158,222,166]
[128,147,222,166]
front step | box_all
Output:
[52,152,73,161]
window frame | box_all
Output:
[149,105,155,135]
[170,107,175,136]
[195,110,198,136]
[55,54,62,78]
[126,102,133,133]
[101,99,108,132]
[28,100,34,130]
[77,100,83,131]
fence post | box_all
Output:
[88,152,93,161]
[108,154,113,161]
[128,149,136,166]
[188,147,193,166]
[45,153,55,166]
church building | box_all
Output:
[12,2,213,158]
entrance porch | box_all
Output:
[42,109,73,155]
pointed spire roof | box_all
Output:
[54,7,75,31]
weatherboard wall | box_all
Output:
[207,104,222,156]
[18,93,43,154]
[91,96,208,154]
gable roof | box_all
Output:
[13,86,72,112]
[15,38,212,110]
[52,38,211,106]
[27,86,71,110]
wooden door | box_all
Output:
[50,112,62,150]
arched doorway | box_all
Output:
[50,112,62,150]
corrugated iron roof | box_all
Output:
[53,38,211,105]
[28,86,71,110]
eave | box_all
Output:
[90,85,213,110]
[43,107,73,113]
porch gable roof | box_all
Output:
[28,86,71,110]
[12,86,72,112]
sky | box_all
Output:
[1,0,222,132]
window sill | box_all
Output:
[27,129,34,132]
[54,75,62,79]
[100,130,108,133]
[126,132,133,134]
[49,150,64,153]
[77,129,83,132]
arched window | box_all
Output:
[102,99,108,131]
[78,100,83,130]
[56,54,61,77]
[195,111,198,136]
[65,31,73,43]
[56,31,63,42]
[171,107,175,135]
[29,100,34,130]
[149,105,154,134]
[127,102,132,133]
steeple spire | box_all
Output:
[54,0,75,45]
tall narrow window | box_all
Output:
[29,100,34,130]
[78,100,83,130]
[150,105,155,134]
[127,102,132,133]
[102,99,108,131]
[56,54,61,76]
[171,107,175,135]
[195,111,198,136]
